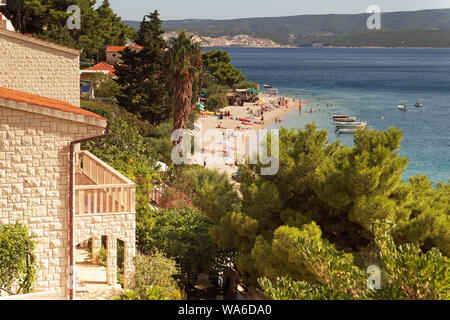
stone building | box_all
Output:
[104,45,142,65]
[0,29,136,300]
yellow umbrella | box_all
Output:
[260,99,266,103]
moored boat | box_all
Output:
[415,102,423,108]
[332,115,349,120]
[336,128,358,134]
[334,121,367,128]
[398,105,408,111]
[333,116,357,122]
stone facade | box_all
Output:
[0,29,80,106]
[0,30,136,300]
[0,105,104,297]
[106,51,122,65]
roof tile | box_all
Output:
[86,62,116,75]
[0,86,105,121]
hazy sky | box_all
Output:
[105,0,450,21]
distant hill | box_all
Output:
[124,8,450,47]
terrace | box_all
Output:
[73,150,136,297]
[74,150,135,215]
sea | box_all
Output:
[204,47,450,184]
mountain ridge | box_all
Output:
[124,8,450,47]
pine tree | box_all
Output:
[115,11,171,125]
[202,124,449,290]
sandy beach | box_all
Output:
[192,93,300,178]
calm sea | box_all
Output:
[206,47,450,183]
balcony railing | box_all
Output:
[74,151,135,215]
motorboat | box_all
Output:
[263,84,272,89]
[333,116,357,122]
[334,121,367,128]
[332,115,350,120]
[398,105,408,111]
[415,102,423,108]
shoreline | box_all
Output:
[196,93,299,178]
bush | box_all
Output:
[143,206,226,279]
[88,73,121,98]
[0,224,37,295]
[115,251,183,300]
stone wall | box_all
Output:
[0,30,80,106]
[0,105,103,298]
[106,52,122,65]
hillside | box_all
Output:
[124,8,450,47]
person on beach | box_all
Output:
[203,156,207,167]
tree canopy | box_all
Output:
[114,11,171,125]
[141,206,225,280]
[202,49,246,87]
[259,220,449,300]
[201,124,449,290]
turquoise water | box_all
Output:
[207,47,450,183]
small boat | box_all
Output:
[332,115,350,120]
[336,128,358,134]
[333,116,357,123]
[263,84,272,88]
[335,121,367,128]
[415,102,423,108]
[398,105,408,111]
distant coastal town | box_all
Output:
[162,31,292,47]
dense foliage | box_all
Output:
[169,166,242,222]
[202,124,449,293]
[115,251,183,300]
[115,11,171,125]
[0,224,36,295]
[259,220,449,300]
[141,207,224,280]
[87,72,121,98]
[202,49,246,87]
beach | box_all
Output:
[193,93,299,178]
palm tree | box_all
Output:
[167,30,203,142]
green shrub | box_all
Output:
[0,224,37,295]
[115,251,183,300]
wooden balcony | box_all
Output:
[74,151,135,215]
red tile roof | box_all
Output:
[106,45,143,52]
[0,87,105,120]
[86,62,116,75]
